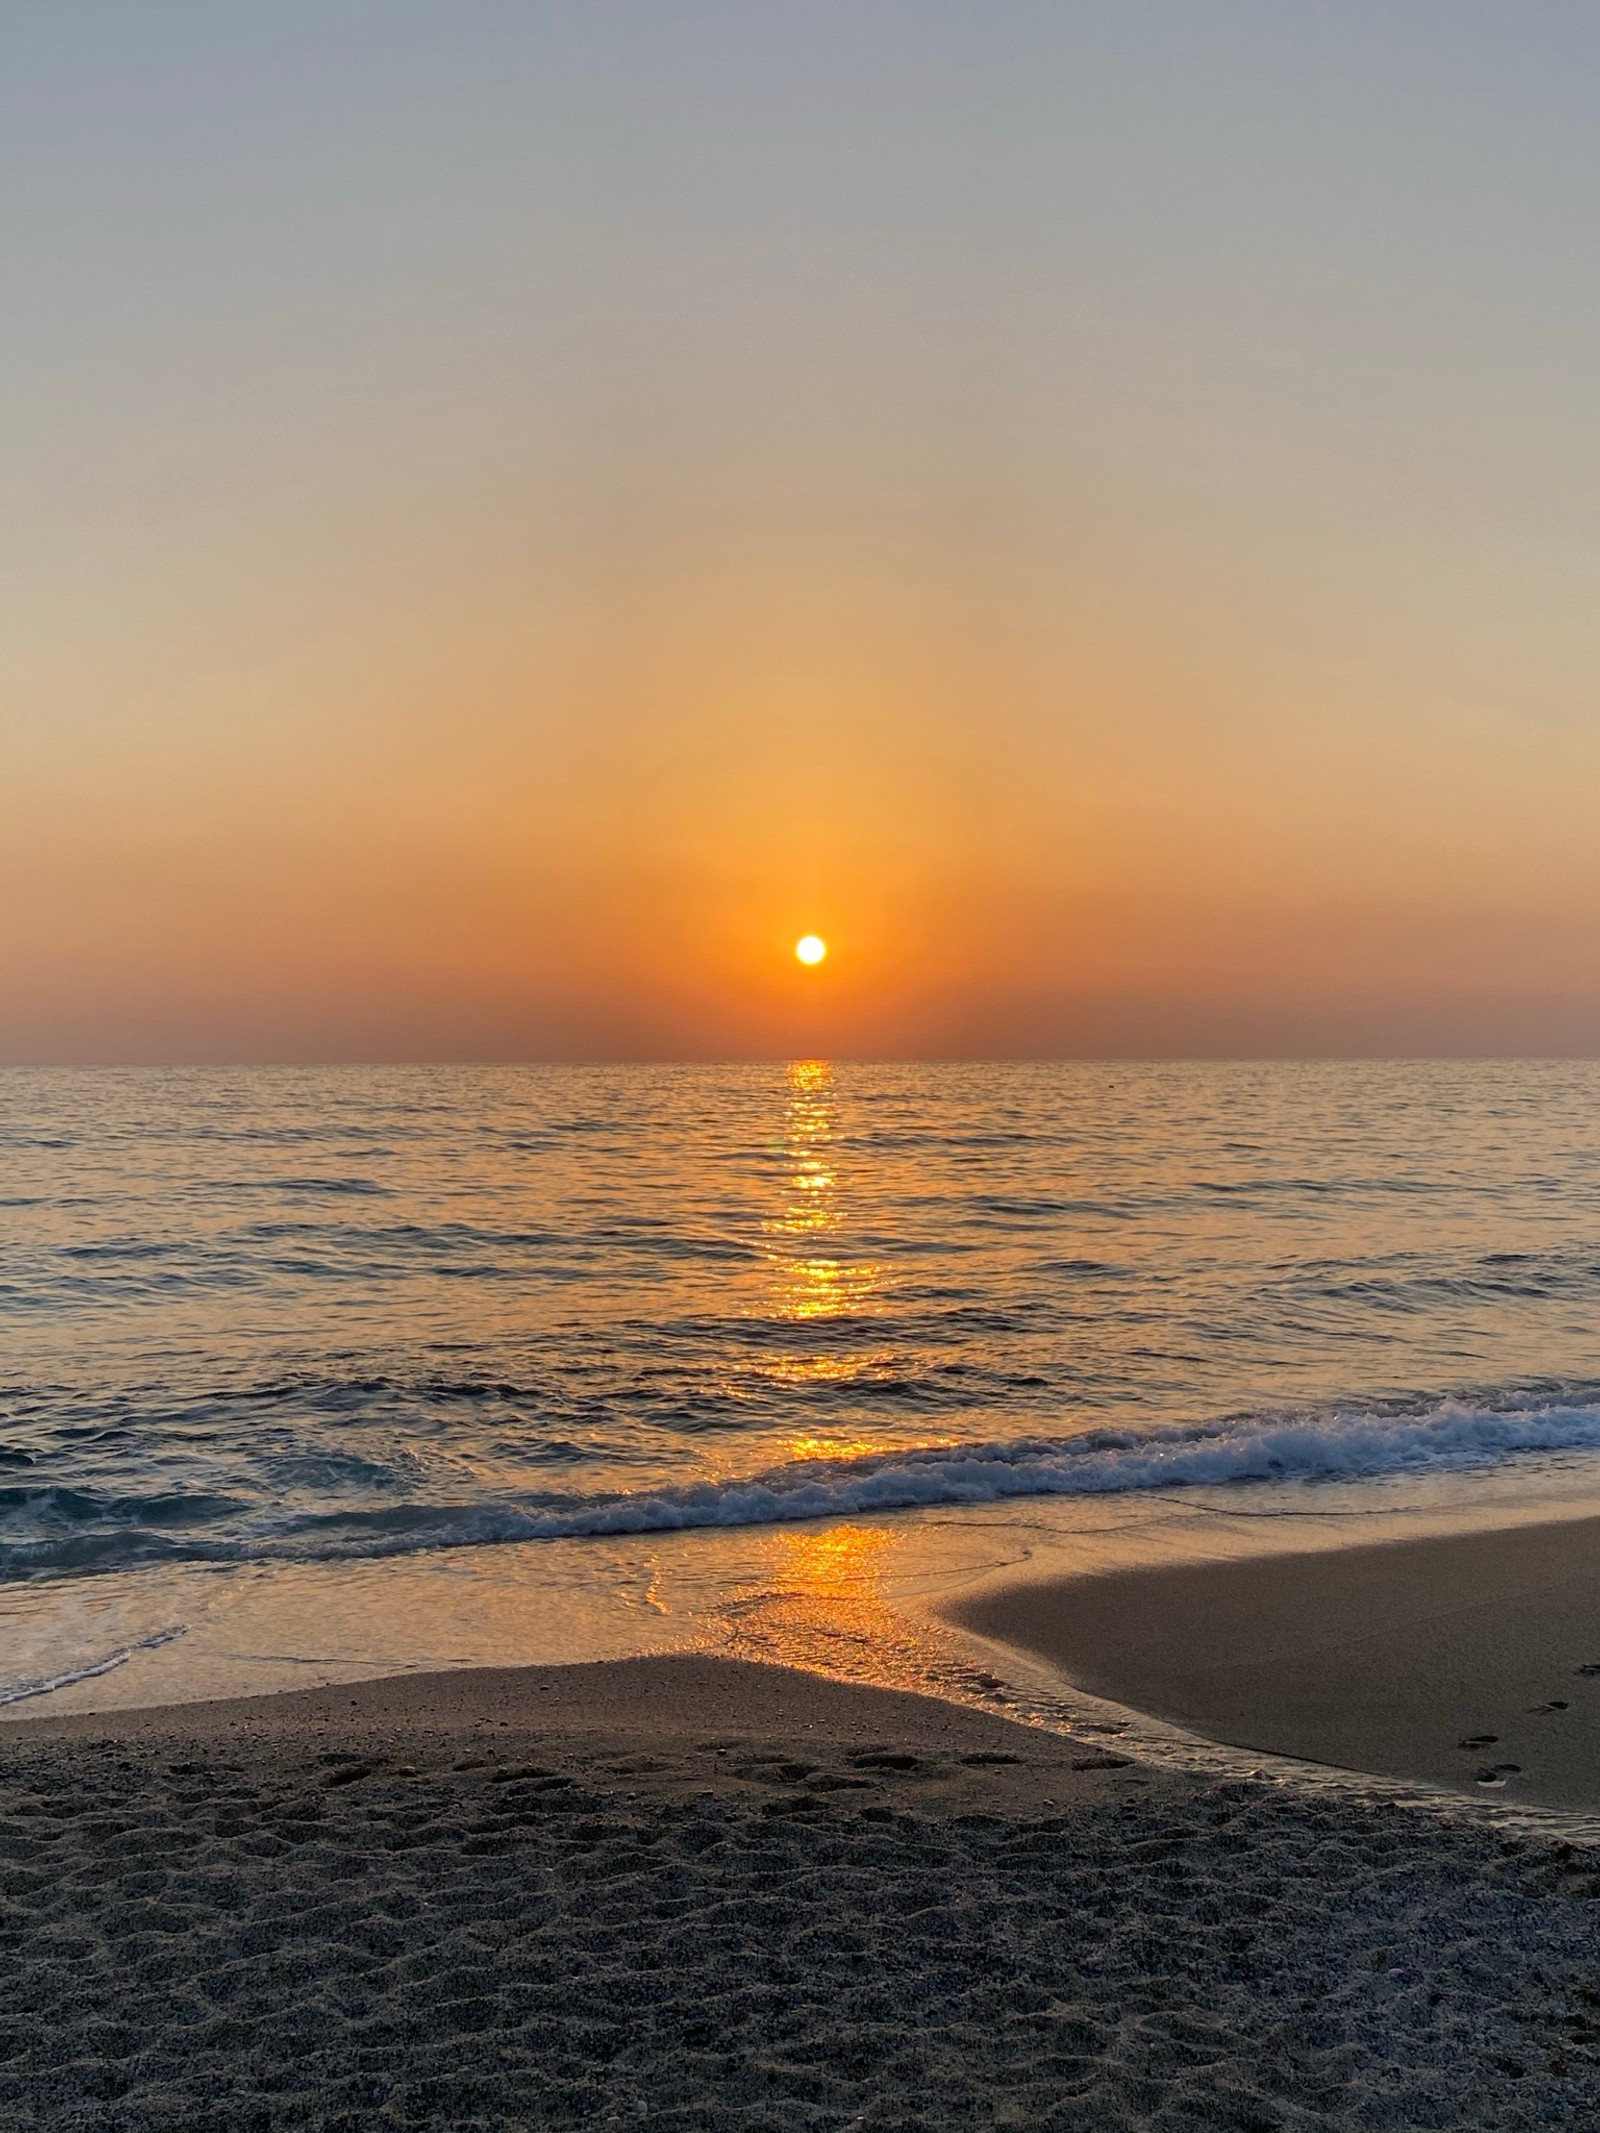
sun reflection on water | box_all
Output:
[712,1518,1006,1702]
[774,1518,894,1608]
[752,1060,897,1467]
[730,1520,904,1670]
[762,1061,881,1326]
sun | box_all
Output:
[794,934,827,967]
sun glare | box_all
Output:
[794,934,828,966]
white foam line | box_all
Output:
[494,1400,1600,1541]
[13,1398,1600,1577]
[0,1624,187,1707]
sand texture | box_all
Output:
[951,1515,1600,1815]
[4,1655,1600,2129]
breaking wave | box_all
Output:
[7,1398,1600,1581]
[431,1398,1600,1540]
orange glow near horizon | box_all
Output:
[14,10,1600,1063]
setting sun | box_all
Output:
[794,935,828,967]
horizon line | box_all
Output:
[7,1054,1600,1072]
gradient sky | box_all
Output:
[7,2,1600,1061]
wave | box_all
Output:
[6,1397,1600,1582]
[440,1398,1600,1540]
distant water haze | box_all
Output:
[8,6,1600,1061]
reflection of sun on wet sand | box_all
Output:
[948,1514,1600,1813]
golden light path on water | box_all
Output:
[730,1063,983,1686]
[759,1060,903,1459]
[763,1060,876,1325]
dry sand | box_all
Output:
[950,1514,1600,1815]
[4,1652,1600,2129]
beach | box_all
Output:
[6,1651,1600,2130]
[950,1514,1600,1816]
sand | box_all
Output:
[950,1514,1600,1816]
[4,1652,1600,2129]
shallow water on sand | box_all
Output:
[9,1059,1600,1712]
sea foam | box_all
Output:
[494,1399,1600,1540]
[6,1399,1600,1581]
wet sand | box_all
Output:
[950,1514,1600,1814]
[5,1652,1600,2128]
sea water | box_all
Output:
[8,1060,1600,1715]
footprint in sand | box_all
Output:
[1458,1734,1498,1750]
[1531,1700,1569,1714]
[1575,1663,1600,1677]
[1475,1764,1522,1787]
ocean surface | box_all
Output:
[9,1060,1600,1713]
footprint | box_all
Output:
[1532,1700,1569,1714]
[1475,1763,1522,1786]
[1575,1664,1600,1676]
[1458,1734,1498,1750]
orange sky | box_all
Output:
[7,6,1600,1060]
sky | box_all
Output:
[6,1,1600,1062]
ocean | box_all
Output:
[9,1059,1600,1717]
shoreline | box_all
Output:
[16,1454,1600,1734]
[946,1512,1600,1815]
